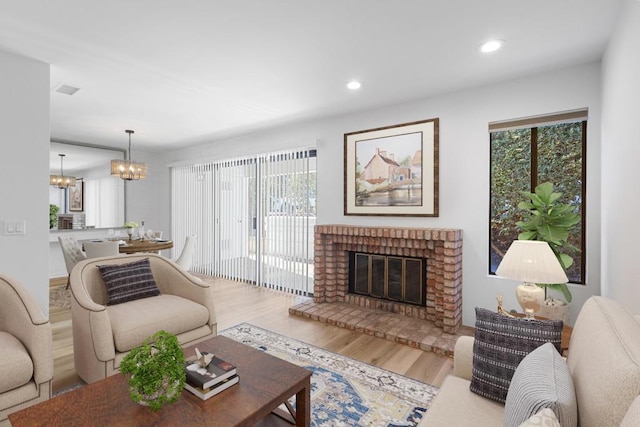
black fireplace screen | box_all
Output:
[349,252,426,306]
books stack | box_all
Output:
[184,353,239,400]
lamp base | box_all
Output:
[515,282,545,316]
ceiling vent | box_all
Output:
[55,84,80,96]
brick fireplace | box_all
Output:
[313,224,463,334]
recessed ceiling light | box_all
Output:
[347,80,362,90]
[480,40,504,53]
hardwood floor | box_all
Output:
[49,275,453,394]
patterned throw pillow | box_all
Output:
[97,258,160,306]
[470,307,563,403]
[505,342,577,427]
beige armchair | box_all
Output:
[70,253,217,384]
[0,275,53,425]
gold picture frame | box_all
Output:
[344,118,439,216]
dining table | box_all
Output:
[117,238,174,254]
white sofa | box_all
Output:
[421,296,640,426]
[70,253,217,384]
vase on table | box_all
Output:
[126,228,134,241]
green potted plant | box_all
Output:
[124,221,138,241]
[516,182,580,320]
[49,204,60,229]
[120,330,186,412]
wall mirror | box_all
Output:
[49,141,126,229]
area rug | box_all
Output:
[50,285,71,310]
[220,323,438,426]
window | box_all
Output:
[489,110,586,283]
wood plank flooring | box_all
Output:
[49,275,453,394]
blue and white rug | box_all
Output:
[220,323,438,427]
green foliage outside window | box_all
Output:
[490,121,585,284]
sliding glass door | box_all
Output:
[171,148,315,296]
[257,150,316,295]
[215,158,256,283]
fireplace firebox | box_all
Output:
[348,252,427,306]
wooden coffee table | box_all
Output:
[9,336,311,426]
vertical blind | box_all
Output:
[84,177,125,228]
[171,147,316,296]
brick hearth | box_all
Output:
[309,224,463,334]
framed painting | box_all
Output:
[68,178,84,212]
[344,118,439,216]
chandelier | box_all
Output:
[111,129,148,181]
[49,154,77,189]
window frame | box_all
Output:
[488,110,587,284]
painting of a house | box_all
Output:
[361,148,405,184]
[355,132,423,207]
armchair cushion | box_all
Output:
[504,342,577,427]
[0,332,34,394]
[470,308,563,403]
[98,258,160,305]
[107,294,210,353]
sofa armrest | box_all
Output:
[70,265,116,362]
[0,276,54,386]
[453,336,475,381]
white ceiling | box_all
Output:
[0,0,621,155]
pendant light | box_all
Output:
[111,129,148,180]
[50,154,77,189]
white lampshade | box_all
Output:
[496,240,568,284]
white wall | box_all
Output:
[125,150,173,255]
[0,50,50,315]
[600,0,640,313]
[164,62,602,326]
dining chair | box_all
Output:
[58,235,88,289]
[84,241,120,258]
[175,235,196,271]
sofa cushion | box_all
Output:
[107,294,210,352]
[97,258,160,305]
[0,331,34,393]
[418,374,505,427]
[518,408,561,427]
[566,296,640,427]
[470,307,563,403]
[504,342,577,427]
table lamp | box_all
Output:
[495,240,568,318]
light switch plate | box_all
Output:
[3,220,26,235]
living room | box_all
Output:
[1,1,639,425]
